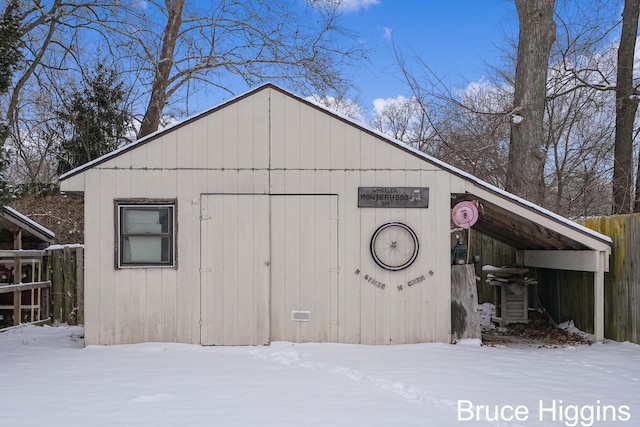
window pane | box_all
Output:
[123,209,164,234]
[123,236,163,263]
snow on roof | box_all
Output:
[58,83,611,246]
[1,206,55,240]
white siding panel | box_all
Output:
[82,171,100,345]
[270,195,338,343]
[344,125,361,169]
[176,169,198,344]
[374,170,392,345]
[129,141,148,169]
[191,116,208,170]
[200,193,224,345]
[284,97,301,170]
[269,195,286,340]
[114,166,133,345]
[358,170,376,345]
[388,170,407,344]
[270,91,286,169]
[340,171,361,344]
[144,170,164,342]
[114,147,132,170]
[270,169,284,194]
[315,108,332,169]
[223,103,241,169]
[360,135,376,170]
[253,196,271,345]
[434,171,452,342]
[176,124,194,170]
[283,195,301,341]
[200,194,270,345]
[329,194,340,342]
[206,111,224,169]
[251,90,270,170]
[404,169,423,343]
[299,102,316,170]
[299,196,316,342]
[97,169,117,345]
[222,194,240,344]
[375,136,393,170]
[162,131,178,170]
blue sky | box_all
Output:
[179,0,518,117]
[338,0,516,107]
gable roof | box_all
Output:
[1,206,55,244]
[59,83,611,250]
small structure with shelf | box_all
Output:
[483,265,538,327]
[0,206,55,327]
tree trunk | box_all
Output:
[137,0,185,139]
[506,0,556,205]
[617,0,640,213]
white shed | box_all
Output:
[59,84,611,346]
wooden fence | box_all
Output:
[576,215,639,343]
[50,245,84,325]
[0,245,84,328]
[469,215,640,344]
[0,249,51,326]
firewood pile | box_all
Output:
[483,309,592,347]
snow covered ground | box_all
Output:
[1,324,639,427]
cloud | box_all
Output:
[340,0,380,12]
[383,27,393,40]
[372,95,411,114]
[310,0,380,13]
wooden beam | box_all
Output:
[524,250,610,272]
[76,247,84,325]
[13,230,21,325]
[594,251,606,343]
[0,281,52,294]
[0,250,49,258]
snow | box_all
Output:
[512,114,524,125]
[45,243,84,251]
[1,324,639,426]
[1,205,56,239]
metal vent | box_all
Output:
[291,310,311,322]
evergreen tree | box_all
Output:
[55,64,133,175]
[0,0,24,204]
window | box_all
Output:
[117,202,175,268]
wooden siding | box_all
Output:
[535,269,594,332]
[535,215,640,341]
[469,231,520,304]
[579,215,639,342]
[62,87,451,345]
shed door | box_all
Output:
[200,194,270,345]
[270,195,339,343]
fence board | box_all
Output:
[579,214,640,343]
[50,246,82,324]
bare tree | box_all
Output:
[614,0,640,213]
[2,0,365,193]
[506,0,556,205]
[133,0,367,137]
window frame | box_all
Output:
[115,199,177,269]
